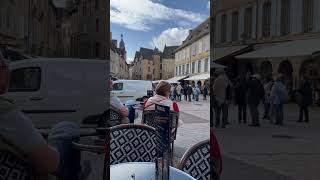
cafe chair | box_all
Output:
[142,110,179,164]
[0,138,58,180]
[110,124,157,165]
[178,139,210,180]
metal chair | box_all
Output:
[109,124,157,165]
[178,139,211,180]
[142,110,179,164]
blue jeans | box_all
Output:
[126,104,135,123]
[48,121,81,180]
[274,104,284,125]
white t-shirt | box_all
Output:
[0,100,46,155]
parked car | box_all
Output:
[0,47,32,62]
[4,58,109,128]
[111,80,153,103]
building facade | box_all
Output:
[66,0,108,59]
[212,0,320,101]
[132,48,162,80]
[110,33,129,79]
[174,18,210,85]
[0,0,60,56]
[162,45,179,80]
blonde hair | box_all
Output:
[155,81,171,96]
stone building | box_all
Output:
[132,47,162,80]
[174,18,210,86]
[66,0,108,59]
[110,33,129,79]
[162,45,179,80]
[212,0,320,102]
[0,0,59,56]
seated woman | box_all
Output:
[144,81,183,127]
[144,81,179,113]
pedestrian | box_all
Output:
[170,84,174,100]
[212,69,229,128]
[192,84,195,100]
[262,78,274,120]
[296,79,313,123]
[247,74,265,127]
[203,84,208,100]
[234,77,248,124]
[270,74,288,126]
[176,83,182,101]
[187,84,193,102]
[183,85,188,101]
[194,85,201,101]
[173,84,177,101]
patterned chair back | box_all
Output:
[110,124,157,165]
[178,139,210,180]
[0,139,40,180]
[142,110,179,141]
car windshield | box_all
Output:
[113,83,123,91]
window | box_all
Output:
[186,64,190,74]
[303,0,314,32]
[179,66,181,75]
[232,11,239,41]
[244,7,253,39]
[204,59,209,72]
[160,64,162,70]
[96,18,99,32]
[198,60,202,73]
[160,73,162,79]
[176,67,178,76]
[112,83,123,91]
[192,62,195,73]
[211,17,216,42]
[148,66,150,72]
[262,2,271,37]
[83,1,86,16]
[198,40,202,54]
[95,0,99,9]
[281,0,291,35]
[221,14,227,43]
[9,67,41,92]
[153,69,155,74]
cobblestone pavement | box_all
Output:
[159,97,320,180]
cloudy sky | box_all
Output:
[111,0,210,63]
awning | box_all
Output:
[185,73,210,81]
[166,76,188,83]
[211,62,227,69]
[236,38,320,59]
[212,45,249,61]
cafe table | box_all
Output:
[110,162,196,180]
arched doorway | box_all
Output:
[260,60,273,80]
[278,60,293,92]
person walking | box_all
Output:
[176,83,182,101]
[194,85,201,101]
[234,78,248,124]
[212,69,229,128]
[262,78,274,120]
[247,74,265,127]
[187,84,193,102]
[297,79,313,123]
[270,75,288,126]
[184,85,188,101]
[203,84,208,100]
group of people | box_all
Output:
[170,83,209,102]
[212,68,313,128]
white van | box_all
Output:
[4,58,109,128]
[111,80,153,103]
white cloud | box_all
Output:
[110,0,206,32]
[127,57,134,63]
[207,1,210,9]
[150,27,190,51]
